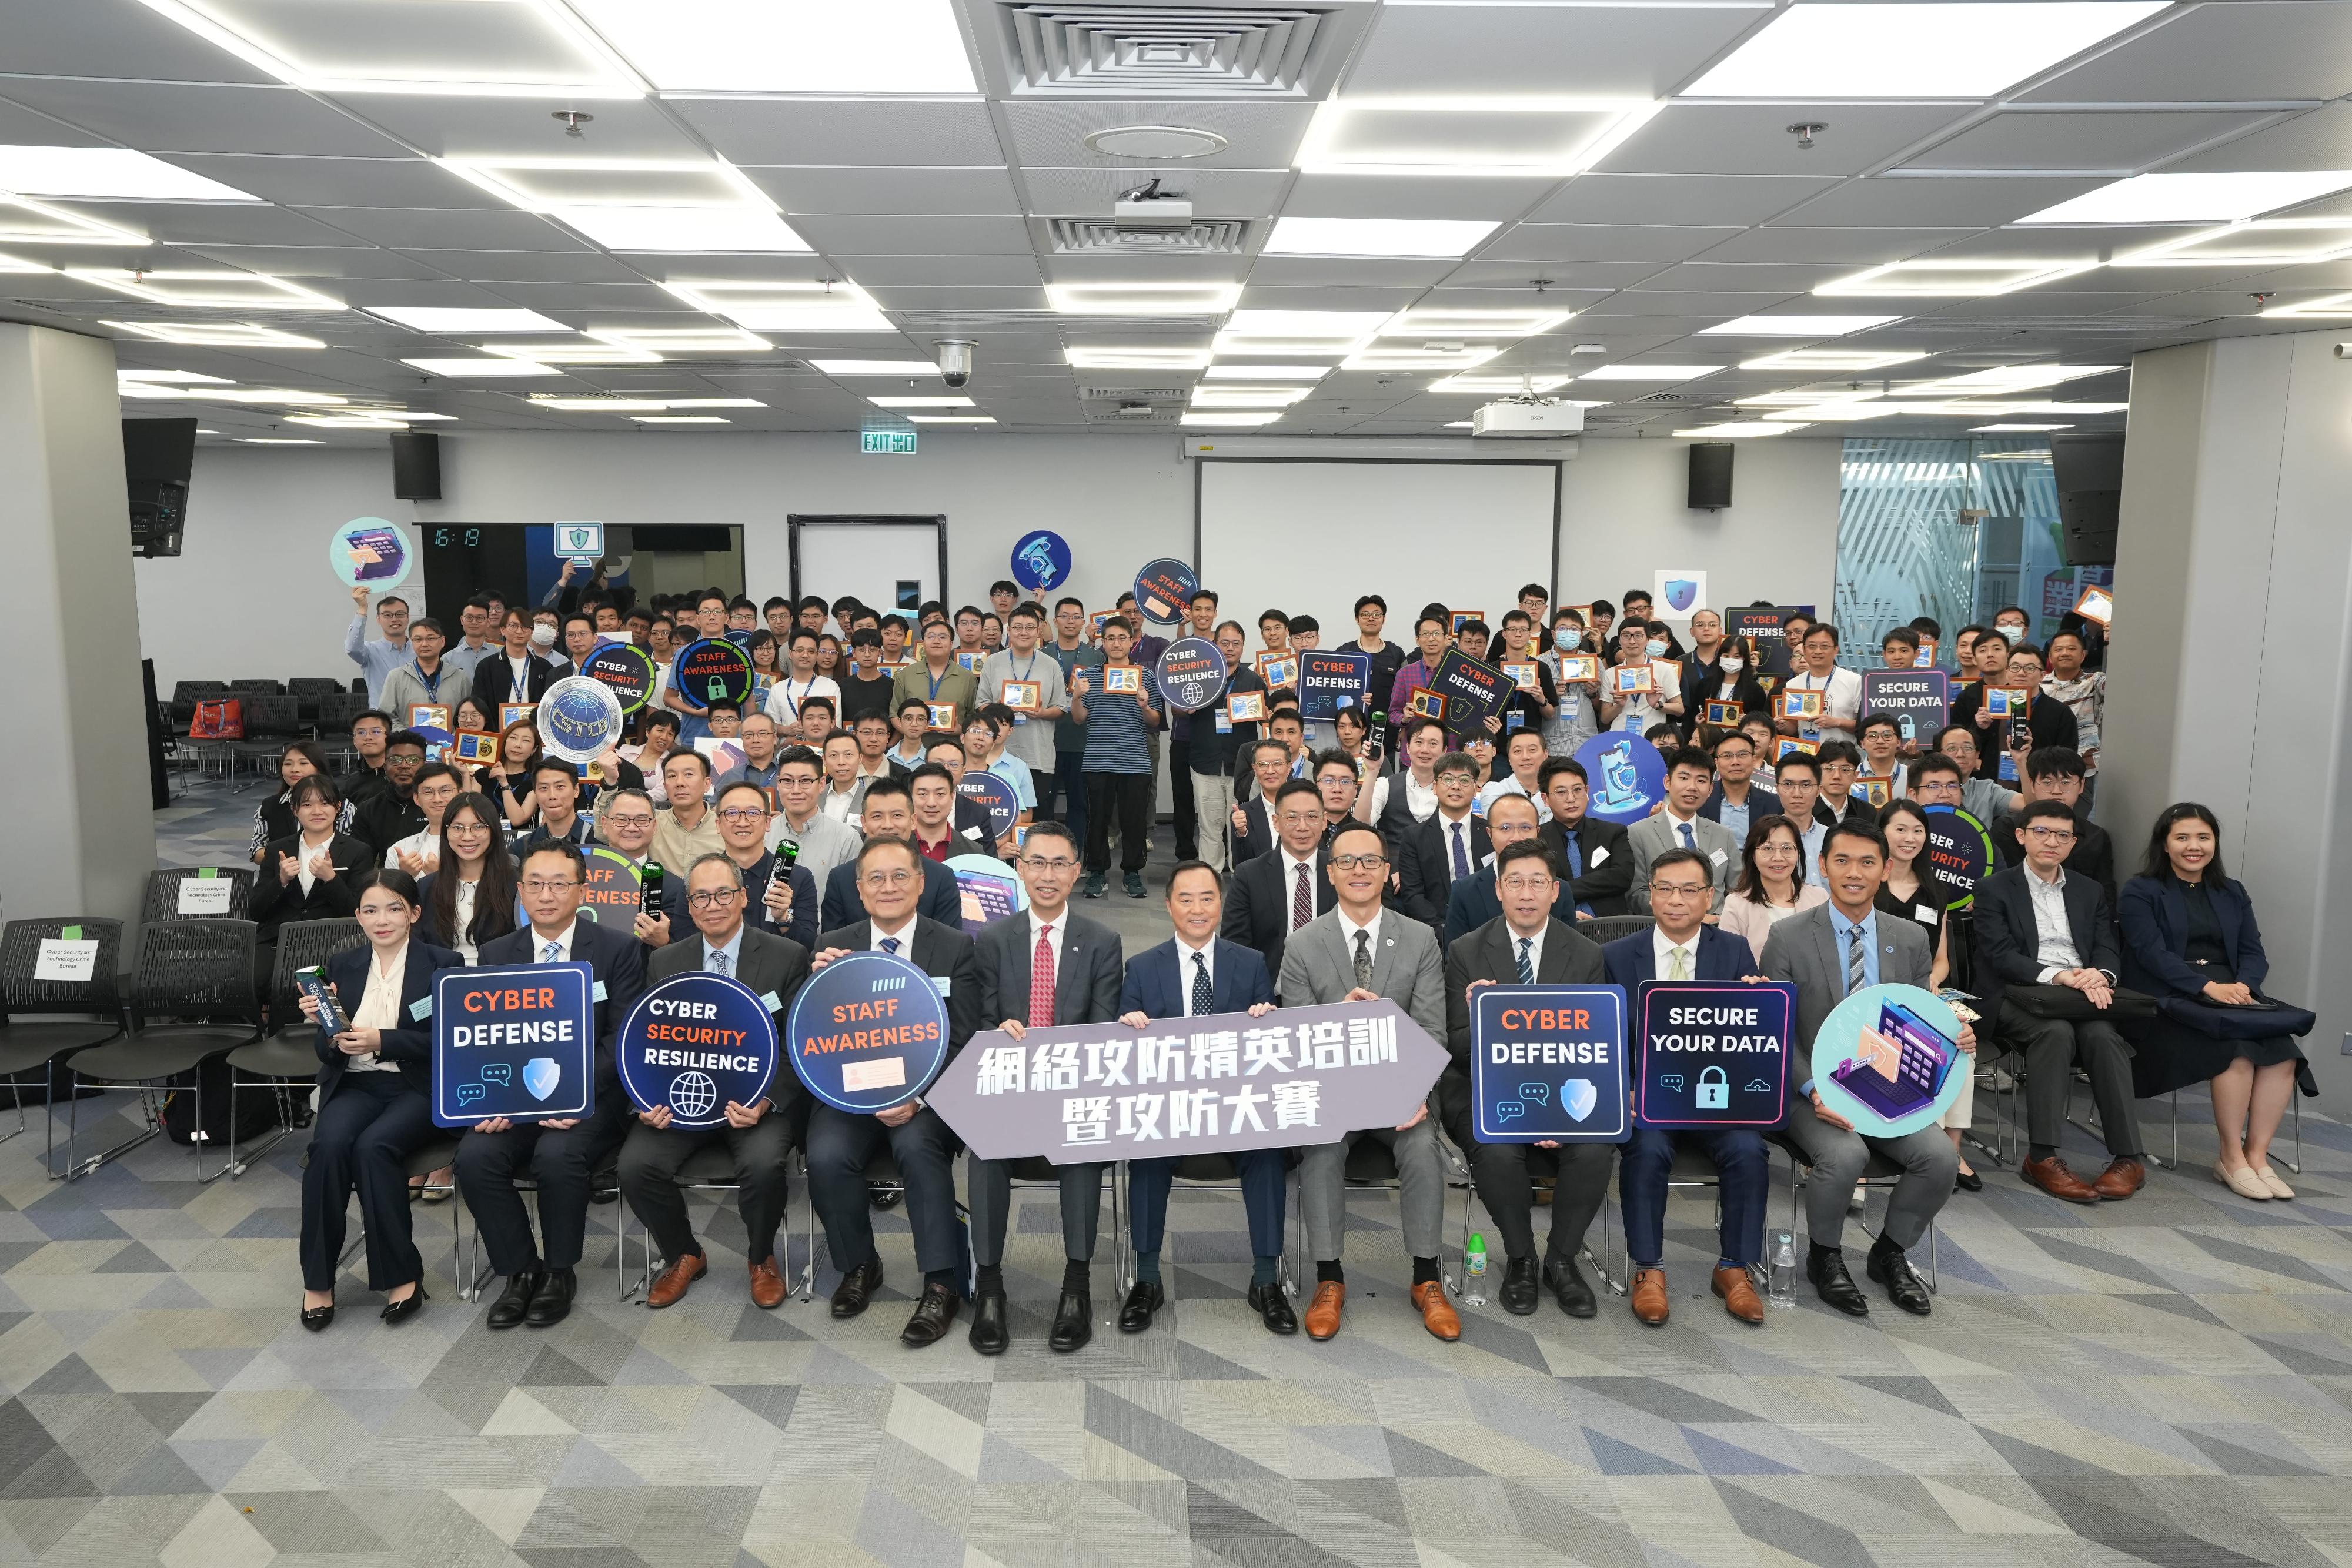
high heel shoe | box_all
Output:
[300,1300,335,1332]
[1953,1166,1983,1192]
[380,1285,429,1325]
[2214,1161,2271,1201]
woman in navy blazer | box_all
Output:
[2119,803,2301,1200]
[297,868,465,1330]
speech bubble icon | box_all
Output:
[480,1062,513,1087]
[1659,1073,1685,1094]
[1496,1101,1524,1121]
[456,1083,485,1105]
[1518,1082,1549,1106]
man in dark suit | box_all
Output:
[621,852,812,1312]
[1975,798,2143,1203]
[803,836,982,1347]
[964,823,1124,1355]
[469,609,564,711]
[1228,738,1290,865]
[1396,751,1488,929]
[1442,792,1573,945]
[816,777,964,930]
[1538,758,1634,918]
[1442,841,1611,1318]
[1118,860,1294,1335]
[457,841,647,1329]
[1601,848,1769,1329]
[710,779,820,950]
[1990,747,2117,908]
[1221,779,1334,993]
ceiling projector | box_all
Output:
[1472,401,1585,437]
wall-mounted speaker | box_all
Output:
[2050,432,2123,566]
[390,432,442,501]
[1688,443,1733,510]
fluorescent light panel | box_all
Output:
[2020,170,2352,225]
[1576,364,1723,380]
[1817,258,2097,296]
[104,319,324,347]
[1181,412,1284,427]
[0,196,148,245]
[1341,345,1501,371]
[869,396,974,408]
[402,357,565,377]
[1204,363,1334,380]
[1428,373,1573,393]
[365,306,569,332]
[2113,219,2352,266]
[1699,314,1902,336]
[1065,347,1211,370]
[237,437,325,444]
[116,369,230,383]
[660,279,890,332]
[1381,307,1572,337]
[812,360,941,375]
[566,0,977,93]
[131,0,647,98]
[1686,2,2169,98]
[560,205,808,252]
[1263,216,1501,259]
[1297,97,1661,177]
[633,416,729,423]
[1899,364,2119,394]
[1741,348,1928,371]
[586,325,770,352]
[484,340,662,365]
[1674,422,1806,437]
[1190,387,1312,407]
[1046,282,1242,316]
[2261,291,2352,319]
[118,385,346,404]
[0,251,50,272]
[908,416,997,424]
[0,145,253,200]
[1972,423,2073,431]
[66,269,340,309]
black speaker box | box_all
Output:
[390,432,442,500]
[1688,443,1733,510]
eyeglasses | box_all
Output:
[687,888,744,909]
[1651,881,1710,900]
[602,813,653,829]
[2023,825,2076,844]
[1498,876,1555,894]
[717,807,767,823]
[522,878,580,893]
[1331,852,1387,871]
[858,869,918,889]
[1020,857,1081,874]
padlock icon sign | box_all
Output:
[1695,1066,1730,1111]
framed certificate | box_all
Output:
[1225,690,1267,723]
[1408,688,1447,721]
[1852,777,1892,808]
[2072,586,2114,626]
[1451,611,1485,634]
[1257,653,1299,691]
[1705,699,1742,726]
[453,730,499,765]
[1776,737,1819,760]
[1649,658,1682,691]
[926,702,958,729]
[1102,666,1142,694]
[499,703,536,728]
[1089,613,1110,639]
[1984,686,2026,717]
[407,704,452,733]
[1915,639,1937,666]
[1780,688,1823,720]
[1558,654,1598,684]
[1001,681,1041,713]
[956,651,985,673]
[1613,665,1652,696]
[1502,661,1539,693]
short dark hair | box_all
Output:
[1538,757,1587,791]
[1353,594,1387,617]
[906,761,955,792]
[1190,589,1220,608]
[1518,583,1549,603]
[351,867,422,908]
[1022,820,1078,854]
[1662,745,1712,777]
[1311,747,1358,780]
[1773,751,1821,783]
[1288,614,1319,636]
[1822,817,1887,861]
[530,756,580,787]
[1493,838,1557,879]
[1910,752,1965,786]
[716,778,770,810]
[1646,847,1711,884]
[1273,777,1323,809]
[856,834,921,874]
[2017,798,2076,831]
[289,774,341,811]
[1328,820,1385,858]
[385,729,428,755]
[1815,740,1862,769]
[1880,626,1919,651]
[519,840,585,880]
[411,760,460,791]
[1434,750,1480,781]
[663,748,711,775]
[2024,747,2087,782]
[858,774,911,809]
[1856,712,1900,741]
[1167,859,1221,897]
[1802,621,1840,647]
[773,744,821,775]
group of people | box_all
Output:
[286,571,2306,1342]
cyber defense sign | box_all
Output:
[1860,668,1950,745]
[1428,647,1515,726]
[786,950,950,1114]
[432,962,596,1126]
[1632,980,1796,1128]
[616,972,779,1130]
[1297,649,1374,721]
[1471,985,1629,1143]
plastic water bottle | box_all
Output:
[1769,1232,1798,1310]
[1463,1232,1488,1306]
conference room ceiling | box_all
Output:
[4,0,2346,444]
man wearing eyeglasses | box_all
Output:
[964,822,1124,1354]
[1223,779,1335,985]
[623,852,813,1312]
[815,776,965,931]
[766,744,860,887]
[458,841,647,1330]
[590,786,675,950]
[711,780,818,951]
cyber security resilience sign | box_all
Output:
[786,950,950,1114]
[1154,637,1228,713]
[616,972,778,1130]
[432,962,595,1126]
[1633,980,1796,1129]
[1471,985,1629,1143]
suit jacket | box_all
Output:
[815,917,981,1068]
[1626,811,1740,914]
[313,940,465,1104]
[649,924,813,1129]
[1538,815,1634,916]
[2117,874,2269,1000]
[820,854,963,933]
[469,651,564,710]
[1442,917,1607,1069]
[1759,902,1933,1078]
[1222,845,1334,987]
[1971,862,2121,1022]
[1231,793,1279,865]
[711,851,819,952]
[1700,781,1782,829]
[1442,867,1581,949]
[1601,924,1758,988]
[480,917,647,1095]
[1122,937,1273,1020]
[1398,811,1490,928]
[250,833,375,935]
[1277,909,1448,1047]
[974,910,1123,1028]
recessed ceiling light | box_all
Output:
[1203,363,1334,380]
[1971,423,2074,432]
[567,0,977,93]
[0,251,50,273]
[1067,347,1212,371]
[586,325,771,353]
[812,360,942,376]
[1900,364,2119,395]
[365,306,570,332]
[870,396,974,408]
[402,357,566,377]
[1342,345,1501,372]
[1046,282,1243,316]
[629,397,762,408]
[527,397,674,412]
[483,339,662,365]
[632,415,730,423]
[194,429,219,434]
[1380,308,1573,338]
[1576,364,1724,381]
[1297,98,1661,178]
[288,412,437,429]
[70,269,341,309]
[439,155,769,210]
[1760,403,1906,421]
[908,415,997,424]
[1085,126,1230,160]
[1740,348,1928,372]
[0,196,148,246]
[1181,412,1284,427]
[1816,258,2097,296]
[1214,310,1388,356]
[1699,314,1903,336]
[116,385,348,404]
[0,145,255,201]
[2113,219,2352,266]
[116,368,230,383]
[660,279,891,333]
[104,319,325,347]
[1263,216,1500,259]
[236,437,326,444]
[2260,292,2352,319]
[560,205,810,253]
[1737,387,1885,407]
[1444,420,1472,429]
[1427,373,1574,393]
[2019,171,2352,225]
[1673,422,1806,438]
[1686,2,2168,98]
[132,0,646,98]
[1190,387,1312,407]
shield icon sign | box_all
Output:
[1561,1079,1598,1122]
[522,1057,562,1101]
[1664,578,1699,612]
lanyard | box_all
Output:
[778,677,810,717]
[926,665,947,700]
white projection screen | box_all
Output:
[1195,460,1561,647]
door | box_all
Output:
[791,516,947,619]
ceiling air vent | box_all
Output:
[1050,216,1250,254]
[993,5,1345,95]
[1083,401,1181,423]
[1080,385,1190,402]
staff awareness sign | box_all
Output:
[1633,980,1796,1128]
[786,950,951,1113]
[432,962,596,1126]
[1471,985,1629,1143]
[926,999,1446,1162]
[1132,558,1198,624]
[670,638,754,713]
[617,972,779,1129]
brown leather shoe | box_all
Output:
[749,1256,786,1309]
[2093,1158,2146,1199]
[1630,1268,1669,1326]
[1411,1281,1461,1342]
[1304,1281,1345,1341]
[1713,1265,1765,1325]
[645,1251,707,1309]
[2022,1154,2100,1204]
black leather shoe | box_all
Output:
[1498,1255,1540,1316]
[1118,1281,1164,1334]
[299,1302,334,1332]
[831,1256,883,1319]
[1955,1167,1984,1193]
[486,1269,541,1330]
[590,1170,619,1205]
[1247,1281,1298,1335]
[1049,1289,1092,1352]
[1543,1252,1598,1319]
[968,1289,1010,1355]
[523,1267,575,1327]
[1807,1249,1869,1316]
[380,1285,428,1325]
[901,1282,960,1346]
[1867,1246,1933,1316]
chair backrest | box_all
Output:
[129,919,258,1024]
[0,917,123,1022]
[229,678,285,696]
[268,918,365,1019]
[285,678,342,695]
[169,681,226,721]
[240,694,302,740]
[1578,915,1653,947]
[144,866,256,923]
[316,692,365,730]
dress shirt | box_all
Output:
[1504,923,1546,979]
[1402,771,1439,823]
[1651,927,1699,982]
[449,877,480,964]
[531,920,579,962]
[1800,820,1828,890]
[347,942,409,1072]
[701,922,746,975]
[1828,905,1882,994]
[1435,810,1477,884]
[1278,847,1319,931]
[1661,807,1703,852]
[869,915,919,953]
[1029,908,1067,972]
[1336,907,1384,963]
[1175,937,1215,1017]
[1716,789,1758,844]
[2025,864,2083,979]
[293,833,335,897]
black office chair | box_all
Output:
[144,865,257,924]
[222,918,363,1178]
[1577,915,1654,946]
[230,695,302,792]
[0,918,125,1174]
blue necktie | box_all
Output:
[1191,952,1212,1017]
[711,948,731,975]
[881,936,901,955]
[1678,821,1696,850]
[1563,831,1582,880]
[1845,926,1867,997]
[540,940,562,964]
[1516,937,1534,985]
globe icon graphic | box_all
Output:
[670,1071,719,1121]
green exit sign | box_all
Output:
[861,429,918,456]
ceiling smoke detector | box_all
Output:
[1085,125,1229,159]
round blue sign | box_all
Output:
[329,517,412,590]
[1155,636,1230,713]
[957,770,1020,839]
[1010,530,1072,594]
[1132,558,1198,625]
[1573,733,1668,826]
[786,950,950,1114]
[536,676,625,763]
[617,972,779,1130]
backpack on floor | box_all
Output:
[160,1057,289,1146]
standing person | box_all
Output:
[1224,779,1335,984]
[709,781,819,950]
[1229,737,1293,865]
[1368,715,1446,848]
[445,595,499,680]
[767,745,861,887]
[891,617,981,736]
[1855,714,1909,799]
[1165,589,1222,860]
[1770,753,1830,887]
[964,708,1039,845]
[1598,620,1685,735]
[1070,617,1162,900]
[379,618,471,723]
[382,761,462,878]
[1396,752,1489,932]
[1386,615,1451,723]
[295,869,463,1330]
[977,602,1070,808]
[352,732,430,860]
[1717,814,1827,952]
[763,628,843,735]
[250,775,372,984]
[1281,821,1459,1343]
[344,586,412,707]
[623,852,811,1311]
[417,792,516,964]
[1540,609,1601,757]
[817,731,869,824]
[1538,758,1633,919]
[834,629,896,727]
[2043,628,2106,802]
[1495,610,1561,744]
[1778,623,1864,744]
[1045,598,1104,846]
[512,758,594,853]
[964,823,1124,1354]
[1688,632,1771,739]
[1350,594,1408,728]
[1760,818,1960,1317]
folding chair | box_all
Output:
[0,918,126,1174]
[455,1152,624,1300]
[229,695,302,792]
[221,917,363,1178]
[1287,1136,1451,1290]
[1442,1135,1624,1301]
[1769,1132,1939,1294]
[315,693,366,761]
[145,865,256,924]
[799,1148,913,1303]
[286,677,342,731]
[616,1141,749,1303]
[1119,1152,1294,1298]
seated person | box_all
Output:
[1991,747,2116,908]
[1536,758,1632,918]
[1442,791,1569,944]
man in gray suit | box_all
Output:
[965,823,1125,1355]
[1280,820,1459,1345]
[1760,817,1966,1319]
[1628,747,1740,914]
[623,852,813,1312]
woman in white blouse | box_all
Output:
[1718,814,1828,950]
[416,793,517,966]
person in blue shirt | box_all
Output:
[1071,617,1163,900]
[343,586,413,707]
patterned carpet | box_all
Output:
[14,783,2344,1567]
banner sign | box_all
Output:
[1297,649,1374,721]
[432,961,596,1126]
[1812,982,1966,1138]
[786,950,950,1114]
[1726,606,1813,678]
[1921,804,1995,911]
[926,999,1446,1161]
[583,641,657,715]
[1573,733,1666,825]
[957,769,1020,839]
[1154,637,1229,714]
[617,972,779,1129]
[579,845,644,925]
[1860,668,1948,745]
[1132,558,1198,624]
[1011,530,1071,593]
[948,852,1026,927]
[534,676,624,764]
[1429,648,1514,727]
[671,638,754,713]
[1471,985,1629,1143]
[1632,980,1796,1129]
[330,517,413,589]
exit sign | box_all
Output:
[861,429,918,456]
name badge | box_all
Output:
[409,997,433,1021]
[933,977,953,997]
[760,990,783,1011]
[1914,905,1939,926]
[1214,710,1233,734]
[1589,845,1609,868]
[1709,848,1728,866]
[593,981,608,1002]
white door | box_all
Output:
[796,520,941,617]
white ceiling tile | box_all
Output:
[1485,224,1745,265]
[858,285,1052,310]
[0,81,403,157]
[1528,174,1837,227]
[1282,173,1560,222]
[1902,108,2285,173]
[1600,104,1979,178]
[999,101,1314,170]
[0,0,282,82]
[465,281,687,310]
[333,97,707,161]
[163,154,502,209]
[1244,256,1455,287]
[1638,262,1866,293]
[1343,4,1771,98]
[1695,228,1975,265]
[293,207,586,250]
[2163,102,2352,178]
[172,244,449,280]
[1021,166,1293,218]
[789,214,1035,255]
[1228,285,1427,313]
[739,166,1021,217]
[98,202,368,248]
[670,99,1005,166]
[1775,176,2106,228]
[392,248,649,283]
[830,253,1043,286]
[2023,2,2352,102]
